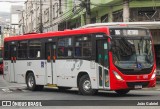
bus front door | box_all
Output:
[96,40,109,89]
[10,45,17,82]
[46,43,56,84]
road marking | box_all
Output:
[21,89,30,92]
[2,88,12,92]
[1,87,30,92]
[156,89,160,91]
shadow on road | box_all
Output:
[37,87,153,98]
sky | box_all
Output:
[0,0,26,13]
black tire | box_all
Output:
[58,87,72,91]
[26,73,44,91]
[115,89,130,95]
[79,75,97,95]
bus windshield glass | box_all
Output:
[110,29,154,69]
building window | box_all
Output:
[58,37,73,57]
[101,14,108,23]
[55,3,59,18]
[65,0,68,9]
[75,35,92,57]
[44,8,49,23]
[91,17,96,24]
[29,40,41,59]
[18,41,28,59]
[113,10,123,22]
[53,6,55,19]
[130,7,160,21]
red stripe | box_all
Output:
[4,27,109,42]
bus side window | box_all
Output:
[4,42,9,59]
[29,40,42,59]
[17,41,28,59]
[57,37,73,58]
[75,35,92,57]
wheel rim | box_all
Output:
[28,76,34,88]
[83,80,91,92]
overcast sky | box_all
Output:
[0,0,26,13]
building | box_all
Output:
[10,5,23,36]
[22,0,83,33]
[19,0,160,68]
[0,12,10,46]
[21,0,160,31]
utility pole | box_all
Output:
[123,0,130,22]
[108,6,113,22]
[50,0,52,31]
[85,0,91,24]
[22,11,25,34]
[39,0,43,33]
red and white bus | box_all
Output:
[3,25,156,95]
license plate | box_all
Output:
[135,85,142,89]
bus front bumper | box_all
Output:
[111,78,156,90]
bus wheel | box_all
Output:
[115,89,130,95]
[26,73,44,91]
[79,75,97,95]
[58,87,72,91]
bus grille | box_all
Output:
[126,82,149,88]
[117,67,153,75]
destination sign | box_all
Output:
[110,29,149,36]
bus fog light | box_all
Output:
[151,69,156,80]
[113,71,123,81]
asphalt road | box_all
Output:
[0,75,160,109]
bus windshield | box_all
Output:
[112,37,154,69]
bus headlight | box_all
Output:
[113,71,123,81]
[151,69,156,80]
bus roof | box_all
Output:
[4,27,110,42]
[78,22,160,29]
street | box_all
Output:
[0,75,160,109]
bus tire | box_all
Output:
[26,73,44,91]
[79,75,97,95]
[115,89,130,95]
